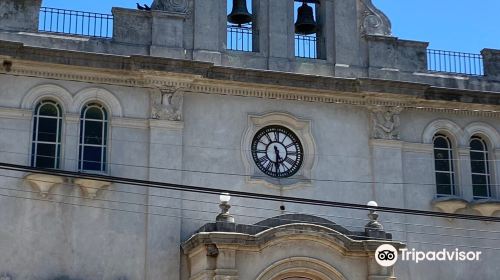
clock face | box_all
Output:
[251,125,304,178]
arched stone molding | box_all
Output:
[464,122,500,149]
[256,257,347,280]
[21,84,73,111]
[72,87,123,117]
[422,119,464,147]
[241,112,317,189]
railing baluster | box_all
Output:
[38,7,113,39]
[427,49,483,76]
[226,25,254,52]
[294,34,317,59]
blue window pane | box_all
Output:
[434,137,450,149]
[35,143,57,168]
[85,107,104,120]
[84,121,103,145]
[39,103,59,117]
[472,175,489,198]
[37,117,59,142]
[436,173,453,195]
[81,146,102,171]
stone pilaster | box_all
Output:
[145,118,184,279]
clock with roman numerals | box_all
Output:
[251,125,304,178]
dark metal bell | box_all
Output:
[227,0,252,25]
[295,2,317,35]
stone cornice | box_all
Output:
[1,41,500,117]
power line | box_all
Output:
[3,171,499,235]
[1,162,499,222]
[1,190,500,252]
[2,182,500,242]
[2,149,499,187]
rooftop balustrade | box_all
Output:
[0,4,490,81]
[39,7,113,38]
[427,49,484,76]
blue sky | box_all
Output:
[42,0,499,54]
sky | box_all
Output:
[42,0,499,54]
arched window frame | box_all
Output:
[469,136,492,199]
[31,100,63,169]
[78,103,109,173]
[433,133,457,196]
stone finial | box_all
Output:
[216,193,235,223]
[365,201,386,239]
[370,106,402,140]
[151,87,184,121]
[360,0,392,36]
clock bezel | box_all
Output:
[251,125,304,178]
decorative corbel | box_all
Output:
[25,173,64,198]
[74,178,111,199]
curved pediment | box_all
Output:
[182,214,404,280]
[183,214,403,255]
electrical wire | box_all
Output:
[1,190,499,252]
[2,149,499,188]
[1,162,499,222]
[2,182,500,243]
[3,171,500,235]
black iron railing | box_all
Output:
[295,34,318,59]
[427,49,484,76]
[39,7,113,38]
[227,25,254,52]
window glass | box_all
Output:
[31,101,62,169]
[470,137,491,198]
[433,134,455,196]
[79,103,108,172]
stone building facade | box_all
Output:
[0,0,499,279]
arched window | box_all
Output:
[470,136,491,198]
[79,103,108,172]
[433,134,456,196]
[31,100,63,168]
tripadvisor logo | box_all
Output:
[375,244,482,267]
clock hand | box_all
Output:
[274,146,281,172]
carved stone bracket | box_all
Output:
[151,86,184,121]
[25,173,64,198]
[74,178,111,199]
[432,197,468,214]
[470,200,500,217]
[151,0,191,14]
[360,0,392,36]
[369,106,402,140]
